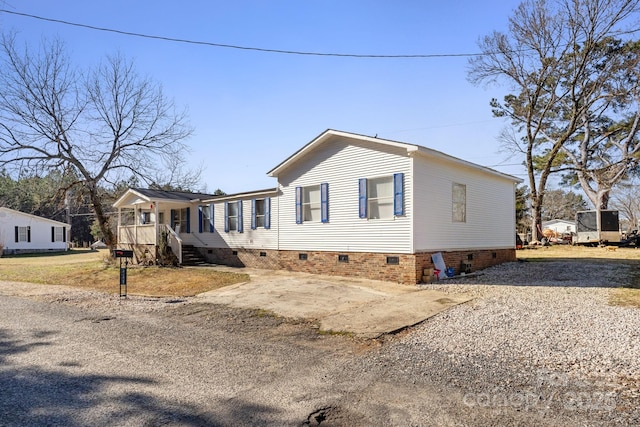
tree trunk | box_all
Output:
[530,193,544,242]
[87,186,115,250]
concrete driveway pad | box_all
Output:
[197,268,471,338]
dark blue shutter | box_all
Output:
[251,199,257,230]
[237,201,243,233]
[51,226,55,242]
[265,197,271,229]
[63,227,66,242]
[321,182,329,223]
[27,226,31,242]
[224,202,229,233]
[15,226,18,242]
[394,173,404,216]
[209,204,214,233]
[186,207,191,233]
[295,186,303,224]
[358,178,368,219]
[170,209,176,229]
[198,206,203,233]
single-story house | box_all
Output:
[114,129,522,284]
[542,219,576,235]
[0,207,70,255]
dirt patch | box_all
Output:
[161,302,367,354]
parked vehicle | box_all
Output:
[620,230,640,247]
[575,210,621,245]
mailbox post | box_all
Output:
[113,249,133,298]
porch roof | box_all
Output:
[113,188,216,208]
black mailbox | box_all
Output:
[113,249,133,258]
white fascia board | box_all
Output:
[203,188,278,203]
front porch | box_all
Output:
[117,223,183,264]
[113,188,217,265]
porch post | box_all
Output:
[154,201,159,244]
[134,206,138,242]
[117,207,122,243]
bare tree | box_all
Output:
[468,0,640,240]
[611,180,640,230]
[559,39,640,210]
[540,188,588,221]
[0,34,193,247]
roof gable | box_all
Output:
[267,129,522,183]
[267,129,417,177]
[113,188,216,208]
[0,207,70,227]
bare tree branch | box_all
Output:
[0,34,195,247]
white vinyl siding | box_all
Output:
[0,207,69,252]
[278,136,412,253]
[183,198,278,250]
[413,154,516,251]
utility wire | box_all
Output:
[0,9,482,59]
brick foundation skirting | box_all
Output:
[200,247,280,270]
[124,243,515,285]
[279,250,417,284]
[280,248,516,284]
[415,248,517,283]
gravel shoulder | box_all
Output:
[1,260,640,425]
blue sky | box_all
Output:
[0,1,524,194]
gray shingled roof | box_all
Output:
[131,188,216,201]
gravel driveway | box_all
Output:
[1,260,639,426]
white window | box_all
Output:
[18,226,29,242]
[173,208,189,232]
[303,185,321,222]
[452,183,466,223]
[368,176,394,219]
[141,212,151,224]
[227,202,238,231]
[201,206,212,232]
[255,199,266,228]
[54,227,65,242]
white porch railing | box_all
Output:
[118,223,183,265]
[118,224,156,245]
[162,224,183,265]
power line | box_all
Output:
[0,9,483,59]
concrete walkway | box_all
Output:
[196,268,471,338]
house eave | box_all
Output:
[413,147,523,183]
[0,207,70,227]
[203,188,278,203]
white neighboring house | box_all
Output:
[542,219,576,235]
[0,207,70,255]
[115,129,522,284]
